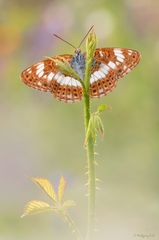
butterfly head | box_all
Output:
[75,48,81,54]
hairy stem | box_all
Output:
[83,29,96,240]
[83,93,96,240]
[54,28,97,240]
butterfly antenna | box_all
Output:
[53,33,76,50]
[78,25,94,48]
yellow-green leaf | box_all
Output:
[84,114,96,146]
[55,60,82,84]
[58,176,66,203]
[63,200,76,209]
[32,178,57,202]
[94,115,104,136]
[21,200,51,217]
[97,104,109,113]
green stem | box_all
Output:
[83,29,96,240]
[83,92,96,240]
[55,28,97,240]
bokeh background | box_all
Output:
[0,0,159,239]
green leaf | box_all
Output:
[85,111,105,145]
[55,59,84,86]
[21,200,51,217]
[86,29,96,57]
[32,178,57,202]
[84,114,97,145]
[97,104,109,113]
[94,115,104,136]
[58,176,66,203]
[84,27,97,92]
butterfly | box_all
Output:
[21,28,141,103]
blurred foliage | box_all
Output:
[0,0,159,239]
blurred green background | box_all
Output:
[0,0,159,239]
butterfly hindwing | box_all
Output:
[21,54,83,103]
[90,48,141,98]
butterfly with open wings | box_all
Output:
[21,28,141,103]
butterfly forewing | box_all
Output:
[21,58,57,92]
[90,48,141,98]
[21,54,83,103]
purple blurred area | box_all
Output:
[22,2,74,61]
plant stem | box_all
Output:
[55,28,97,240]
[83,92,96,240]
[83,29,96,239]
